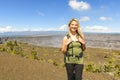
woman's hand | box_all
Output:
[65,38,72,45]
[77,36,85,44]
[61,36,72,54]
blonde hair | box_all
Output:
[68,18,85,40]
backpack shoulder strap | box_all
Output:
[66,34,70,39]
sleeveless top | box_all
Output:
[65,41,83,64]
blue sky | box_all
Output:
[0,0,120,33]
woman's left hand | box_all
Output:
[77,37,85,44]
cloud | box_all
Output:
[0,25,67,32]
[0,26,13,33]
[79,16,90,22]
[58,25,67,30]
[84,26,109,33]
[68,0,90,11]
[21,25,68,31]
[99,17,112,21]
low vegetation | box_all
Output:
[0,40,120,80]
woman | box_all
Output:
[61,18,86,80]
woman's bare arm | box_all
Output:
[61,36,72,54]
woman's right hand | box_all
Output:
[65,38,72,45]
[61,36,72,54]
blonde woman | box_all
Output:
[61,18,86,80]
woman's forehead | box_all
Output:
[71,21,78,24]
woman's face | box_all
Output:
[69,21,78,32]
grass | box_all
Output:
[0,40,120,80]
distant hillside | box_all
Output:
[1,32,120,50]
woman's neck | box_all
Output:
[70,31,77,36]
[69,33,78,41]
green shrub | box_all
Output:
[12,46,23,55]
[85,62,94,72]
[39,57,46,62]
[53,60,58,66]
[104,58,115,72]
[114,69,120,77]
[30,48,38,60]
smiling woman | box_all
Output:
[61,18,86,80]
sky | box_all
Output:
[0,0,120,33]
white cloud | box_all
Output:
[84,26,109,33]
[79,16,90,22]
[0,26,13,33]
[99,17,112,21]
[68,0,90,11]
[22,25,68,31]
[58,25,67,30]
[0,25,67,32]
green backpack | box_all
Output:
[66,34,86,51]
[65,34,85,61]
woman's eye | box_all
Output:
[71,24,75,26]
[71,24,74,26]
[75,24,78,26]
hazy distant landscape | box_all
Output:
[1,31,120,50]
[0,31,120,80]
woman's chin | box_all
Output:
[71,29,77,32]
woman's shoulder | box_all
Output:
[63,35,67,39]
[62,35,68,40]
